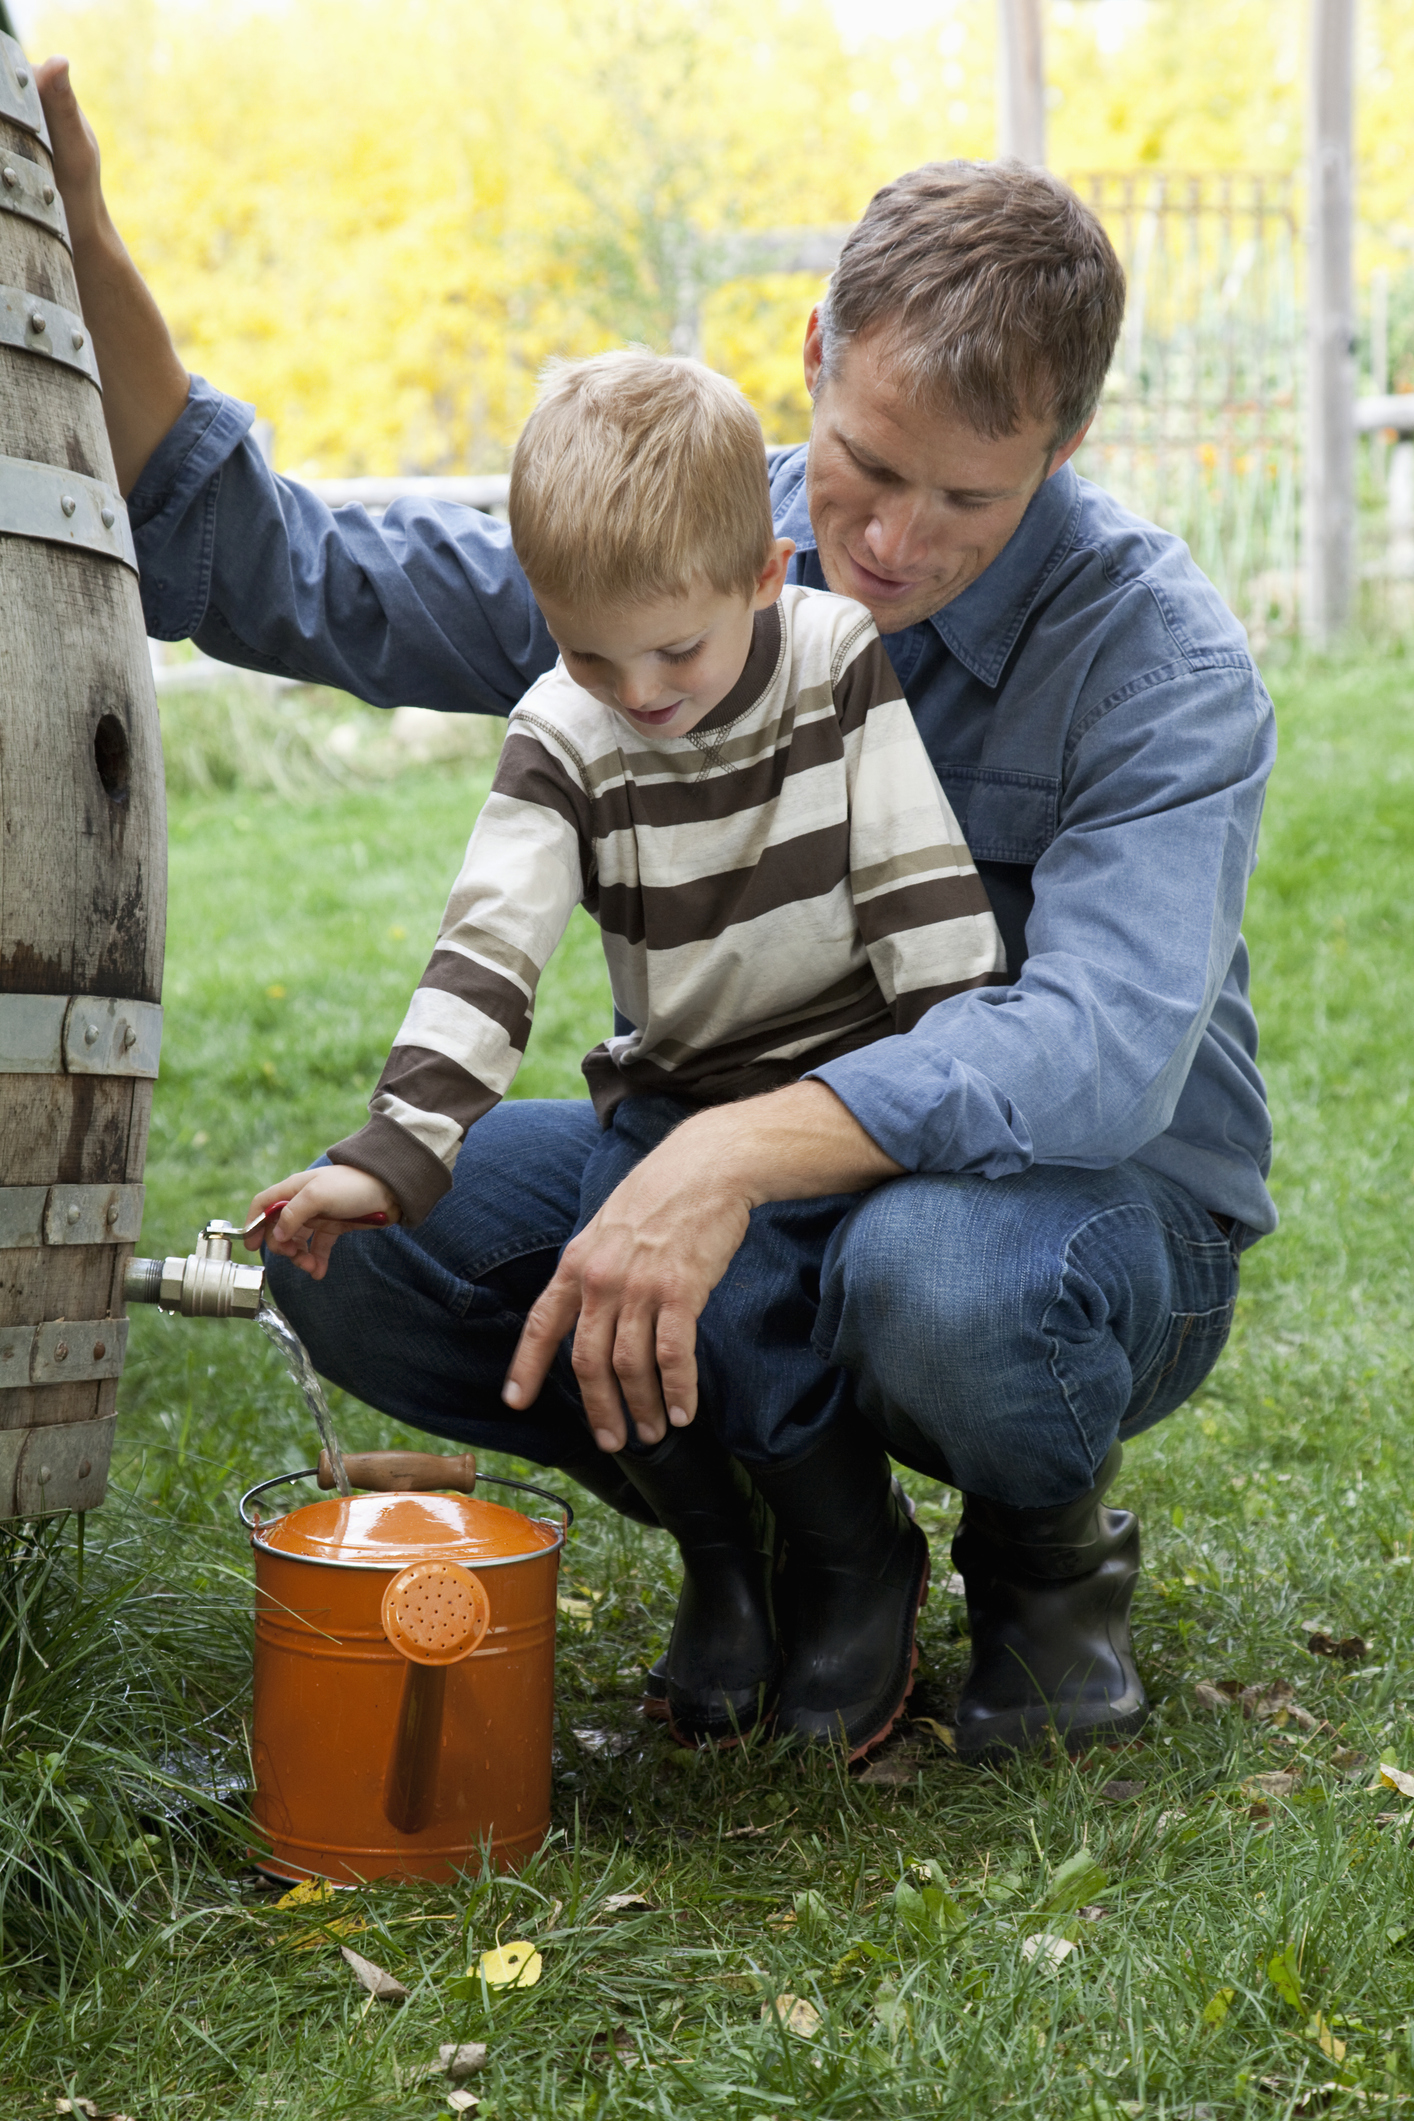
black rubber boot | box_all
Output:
[640,1651,670,1721]
[614,1425,780,1744]
[751,1423,930,1759]
[950,1443,1148,1762]
[556,1452,663,1530]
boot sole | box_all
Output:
[952,1696,1149,1765]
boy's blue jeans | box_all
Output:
[264,1095,1241,1511]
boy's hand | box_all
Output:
[35,58,105,245]
[247,1168,400,1281]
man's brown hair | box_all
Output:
[510,349,774,612]
[818,161,1126,444]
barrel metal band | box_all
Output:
[0,287,99,387]
[0,148,69,247]
[0,457,135,571]
[0,1318,128,1387]
[0,994,162,1078]
[0,35,51,147]
[0,1185,144,1249]
[0,1414,114,1520]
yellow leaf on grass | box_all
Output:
[556,1597,594,1622]
[477,1941,542,1989]
[1265,1945,1303,2011]
[273,1878,336,1910]
[1379,1763,1414,1799]
[763,1993,821,2038]
[1307,2012,1348,2062]
[1202,1987,1235,2026]
[911,1716,957,1750]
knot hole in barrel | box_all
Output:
[93,714,131,804]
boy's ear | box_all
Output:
[753,537,796,608]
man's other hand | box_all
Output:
[501,1080,901,1453]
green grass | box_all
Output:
[3,655,1414,2116]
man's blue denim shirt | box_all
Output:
[131,377,1277,1239]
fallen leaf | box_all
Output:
[285,1913,366,1951]
[856,1749,920,1786]
[1307,1632,1368,1660]
[601,1892,654,1912]
[1379,1763,1414,1799]
[911,1716,956,1750]
[1242,1769,1300,1799]
[439,2042,489,2080]
[1308,2011,1348,2062]
[341,1944,408,2002]
[792,1888,830,1935]
[557,1596,594,1622]
[1202,1986,1235,2026]
[273,1877,337,1910]
[1333,1747,1368,1776]
[477,1940,542,1989]
[762,1992,821,2038]
[1021,1932,1076,1970]
[1265,1943,1304,2011]
[447,2093,479,2115]
[1156,1809,1188,1836]
[55,2105,137,2121]
[1100,1778,1145,1803]
[1194,1681,1232,1713]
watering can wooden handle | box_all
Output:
[317,1449,478,1494]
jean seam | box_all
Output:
[439,1226,572,1310]
[1040,1197,1225,1471]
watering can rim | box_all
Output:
[239,1466,572,1572]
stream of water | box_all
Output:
[255,1298,354,1497]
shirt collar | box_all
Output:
[774,449,1084,689]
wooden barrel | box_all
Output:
[0,33,165,1517]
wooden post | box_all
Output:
[997,0,1046,166]
[1304,0,1356,641]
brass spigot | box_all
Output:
[124,1219,265,1319]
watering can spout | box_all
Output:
[124,1219,266,1318]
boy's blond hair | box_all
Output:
[509,349,774,612]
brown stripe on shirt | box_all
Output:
[834,627,906,737]
[892,969,1009,1033]
[417,947,535,1052]
[854,870,996,944]
[568,702,846,841]
[598,820,853,952]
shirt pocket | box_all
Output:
[937,765,1060,866]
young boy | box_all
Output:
[251,349,1004,1751]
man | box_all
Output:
[38,59,1275,1761]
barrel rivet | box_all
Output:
[53,1343,68,1363]
[0,1347,12,1361]
[1,168,16,188]
[38,1465,51,1483]
[92,1341,106,1361]
[42,184,54,205]
[29,311,45,332]
[83,1020,99,1045]
[71,327,84,349]
[100,506,116,529]
[65,1203,81,1225]
[60,494,76,518]
[77,1459,91,1479]
[120,1023,137,1048]
[16,69,28,88]
[105,1202,120,1226]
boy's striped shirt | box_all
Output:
[330,584,1006,1222]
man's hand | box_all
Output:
[247,1167,400,1281]
[501,1081,901,1452]
[36,57,190,493]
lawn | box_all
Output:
[2,650,1414,2117]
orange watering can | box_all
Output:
[241,1452,571,1883]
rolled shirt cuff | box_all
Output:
[327,1114,453,1227]
[128,375,256,639]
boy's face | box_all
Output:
[536,539,794,742]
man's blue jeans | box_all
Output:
[265,1096,1241,1509]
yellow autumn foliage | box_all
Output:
[26,0,1414,470]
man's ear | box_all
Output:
[802,306,825,399]
[1046,418,1094,479]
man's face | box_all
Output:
[802,313,1088,634]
